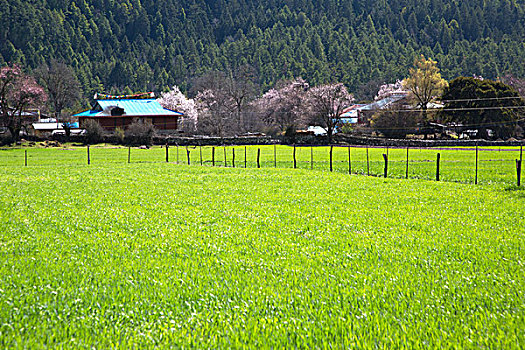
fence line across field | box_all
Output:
[3,144,523,186]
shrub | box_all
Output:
[340,123,354,134]
[282,125,297,144]
[83,119,105,144]
[125,119,156,145]
[0,131,14,146]
[115,127,125,144]
[370,103,419,139]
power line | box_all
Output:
[440,96,524,103]
[367,117,525,131]
[262,105,525,116]
[375,105,525,113]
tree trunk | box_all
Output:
[7,126,20,142]
[237,107,244,133]
[327,128,333,144]
[421,106,430,140]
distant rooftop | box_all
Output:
[74,99,183,118]
[359,95,407,111]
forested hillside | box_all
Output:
[1,0,524,100]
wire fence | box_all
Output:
[0,144,523,186]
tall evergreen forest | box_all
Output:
[1,0,524,101]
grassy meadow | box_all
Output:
[1,144,523,185]
[0,145,524,348]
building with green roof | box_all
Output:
[74,99,183,131]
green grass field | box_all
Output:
[0,146,524,348]
[1,144,523,186]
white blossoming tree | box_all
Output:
[157,86,197,133]
[375,80,407,100]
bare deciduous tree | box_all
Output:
[499,74,525,97]
[371,102,419,138]
[194,89,234,137]
[191,66,258,135]
[35,61,81,137]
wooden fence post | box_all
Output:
[436,153,441,181]
[128,146,131,163]
[310,146,313,170]
[348,146,351,174]
[25,150,27,166]
[200,146,203,165]
[244,146,247,168]
[329,145,333,172]
[232,148,235,168]
[383,153,388,178]
[293,144,297,169]
[165,143,169,162]
[212,147,215,166]
[274,144,277,168]
[187,148,190,165]
[223,146,227,167]
[475,145,479,185]
[517,159,522,187]
[405,147,409,179]
[87,145,90,165]
[366,145,370,176]
[257,148,260,168]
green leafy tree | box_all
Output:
[441,77,525,139]
[403,55,448,138]
[371,103,419,139]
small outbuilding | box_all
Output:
[74,98,183,131]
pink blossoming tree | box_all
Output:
[500,74,525,98]
[305,83,354,143]
[0,64,47,141]
[252,78,309,135]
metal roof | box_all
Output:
[359,95,407,111]
[74,99,183,117]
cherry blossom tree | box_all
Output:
[252,78,309,135]
[157,86,197,133]
[1,64,47,141]
[375,80,408,100]
[305,83,354,143]
[499,74,525,97]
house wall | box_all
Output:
[79,116,178,131]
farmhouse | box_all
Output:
[74,98,183,131]
[340,104,367,124]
